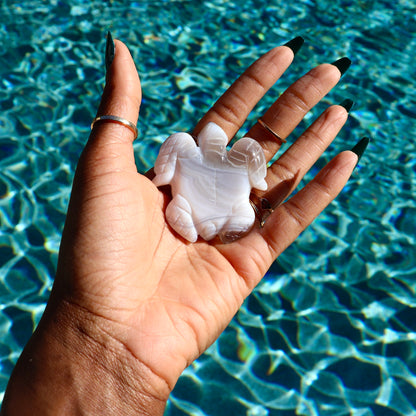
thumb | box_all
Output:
[56,35,143,290]
[85,34,142,172]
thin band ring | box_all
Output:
[257,118,286,144]
[249,194,274,228]
[91,115,139,139]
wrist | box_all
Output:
[1,296,169,416]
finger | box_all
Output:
[220,150,358,290]
[262,150,358,259]
[193,37,304,140]
[247,58,351,161]
[259,102,351,207]
[87,37,141,173]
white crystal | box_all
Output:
[153,122,267,243]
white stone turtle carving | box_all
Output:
[152,122,267,243]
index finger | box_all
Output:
[192,37,304,139]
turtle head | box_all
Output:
[197,122,228,163]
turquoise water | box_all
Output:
[1,0,416,414]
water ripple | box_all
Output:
[1,0,416,414]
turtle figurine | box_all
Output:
[152,122,267,243]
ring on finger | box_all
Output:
[257,118,286,144]
[249,194,274,227]
[91,115,139,139]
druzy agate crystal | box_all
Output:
[152,122,267,243]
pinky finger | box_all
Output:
[261,137,369,258]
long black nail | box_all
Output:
[351,137,370,163]
[283,36,304,55]
[339,98,354,112]
[105,31,115,73]
[331,57,351,76]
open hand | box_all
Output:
[2,36,366,416]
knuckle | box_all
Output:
[271,156,298,181]
[311,179,333,201]
[281,65,336,112]
[242,70,267,91]
[302,128,326,151]
[243,47,285,88]
[283,87,311,113]
[304,105,348,144]
[211,90,248,128]
[282,198,309,229]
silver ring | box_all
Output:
[91,115,138,139]
[257,118,286,143]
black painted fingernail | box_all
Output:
[331,57,351,76]
[351,137,370,163]
[105,31,115,73]
[339,98,354,112]
[284,36,304,55]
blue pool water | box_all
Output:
[1,0,416,414]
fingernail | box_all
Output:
[105,31,115,73]
[331,57,351,76]
[339,98,354,112]
[351,137,370,163]
[283,36,304,55]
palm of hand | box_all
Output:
[57,140,262,388]
[54,39,357,396]
[1,38,361,416]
